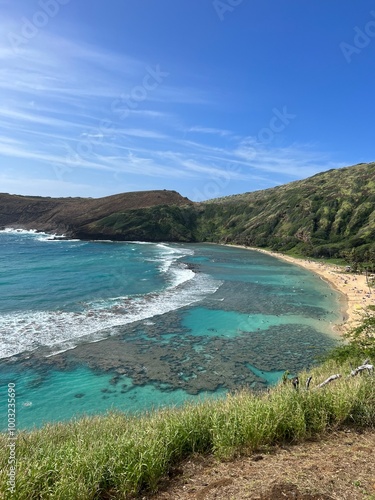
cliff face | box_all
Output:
[1,162,375,260]
[0,190,193,238]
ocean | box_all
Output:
[0,230,342,430]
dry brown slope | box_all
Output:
[0,190,192,234]
[148,429,375,500]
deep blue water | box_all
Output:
[0,230,342,430]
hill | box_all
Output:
[1,162,374,260]
[73,161,375,262]
[195,162,375,262]
[0,190,193,238]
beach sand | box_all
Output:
[229,245,375,336]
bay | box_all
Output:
[0,230,342,430]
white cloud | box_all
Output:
[117,129,168,140]
[0,173,107,198]
[0,21,344,199]
[188,126,232,136]
[233,139,345,178]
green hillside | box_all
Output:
[83,162,375,263]
[75,204,198,242]
[197,162,375,258]
[1,162,374,264]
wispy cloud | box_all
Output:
[0,172,108,198]
[188,126,232,137]
[0,18,343,199]
[233,138,345,178]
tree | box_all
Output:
[349,305,375,354]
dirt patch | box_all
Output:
[260,483,331,499]
[146,428,375,500]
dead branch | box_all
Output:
[315,374,341,389]
[350,363,374,377]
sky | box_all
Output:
[0,0,374,201]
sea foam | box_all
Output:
[0,272,220,359]
[0,239,221,359]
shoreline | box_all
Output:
[2,228,373,338]
[227,245,374,337]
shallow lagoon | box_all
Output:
[0,237,342,430]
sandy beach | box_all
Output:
[230,245,375,336]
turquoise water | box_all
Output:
[0,365,223,429]
[0,231,342,430]
[246,363,286,385]
[182,308,332,338]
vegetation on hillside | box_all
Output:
[81,162,375,264]
[195,162,375,263]
[1,309,374,499]
[0,190,192,234]
[77,205,197,242]
[1,162,374,264]
[321,305,375,365]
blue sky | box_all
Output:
[0,1,374,200]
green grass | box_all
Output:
[1,356,374,499]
